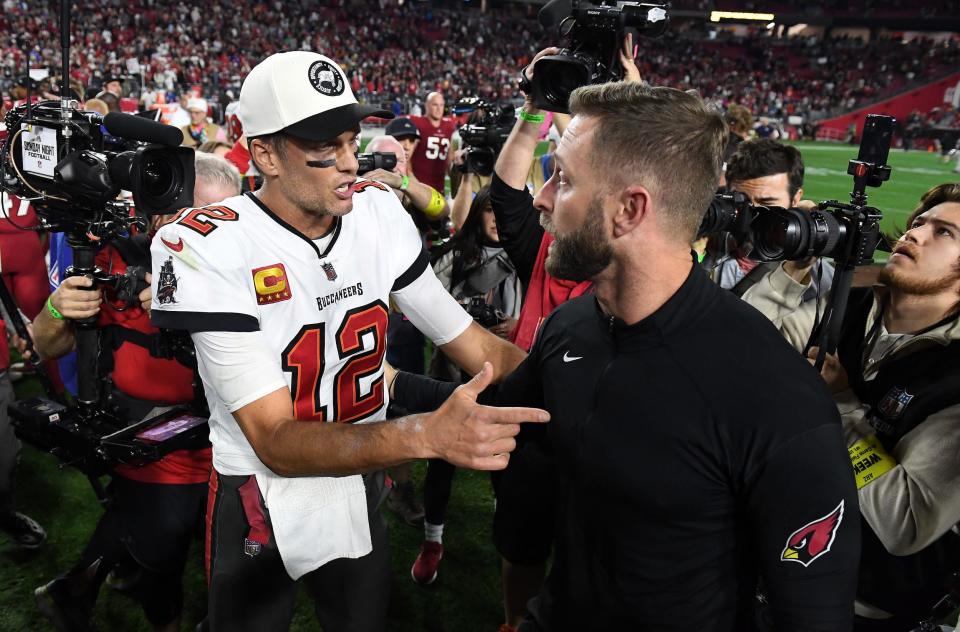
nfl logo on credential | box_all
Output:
[877,386,914,419]
[244,538,262,557]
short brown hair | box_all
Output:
[726,138,805,201]
[568,82,727,243]
[905,183,960,229]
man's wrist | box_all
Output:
[518,110,546,124]
[46,296,64,321]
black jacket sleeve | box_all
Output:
[747,423,860,631]
[489,172,544,290]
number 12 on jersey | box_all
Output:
[281,301,389,424]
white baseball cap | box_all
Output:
[238,51,393,140]
[187,97,207,113]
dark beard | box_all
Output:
[879,263,960,295]
[543,197,612,282]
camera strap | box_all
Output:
[728,262,778,298]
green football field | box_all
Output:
[788,141,960,238]
[2,142,959,631]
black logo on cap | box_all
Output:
[308,60,345,97]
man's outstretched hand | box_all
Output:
[422,362,549,470]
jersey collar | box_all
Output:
[245,191,341,259]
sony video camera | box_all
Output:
[356,151,398,176]
[530,0,669,113]
[454,97,515,176]
[698,114,896,264]
[1,101,194,223]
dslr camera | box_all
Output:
[462,296,505,329]
[530,0,669,113]
[356,151,397,176]
[453,97,515,177]
[698,114,896,265]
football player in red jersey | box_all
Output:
[409,92,457,195]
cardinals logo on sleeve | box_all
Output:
[781,500,844,567]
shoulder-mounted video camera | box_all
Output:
[1,101,194,226]
[530,0,669,113]
[453,97,515,176]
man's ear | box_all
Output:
[791,187,804,208]
[612,185,652,238]
[250,139,280,177]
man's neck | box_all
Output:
[256,185,335,240]
[884,289,958,334]
[428,115,442,127]
[594,248,693,326]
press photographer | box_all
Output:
[29,152,240,631]
[743,183,960,630]
[449,98,513,231]
[363,130,449,222]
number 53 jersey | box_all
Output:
[150,184,471,475]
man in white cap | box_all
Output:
[150,51,545,631]
[180,97,226,148]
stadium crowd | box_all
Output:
[1,0,958,124]
[2,2,960,632]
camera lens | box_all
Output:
[533,56,592,113]
[140,156,176,198]
[752,207,846,261]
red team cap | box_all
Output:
[238,51,393,141]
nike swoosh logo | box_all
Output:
[161,236,184,252]
[562,351,583,363]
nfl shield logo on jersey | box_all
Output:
[322,262,337,281]
[243,538,262,557]
[877,386,913,419]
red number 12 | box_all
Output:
[281,301,389,423]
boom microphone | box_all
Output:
[102,112,184,147]
[539,0,572,28]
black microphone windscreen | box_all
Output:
[102,112,184,147]
[539,0,572,28]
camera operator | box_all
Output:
[450,108,494,231]
[364,133,450,222]
[710,139,824,291]
[485,39,657,630]
[392,80,859,630]
[746,183,960,630]
[410,185,522,585]
[31,153,241,632]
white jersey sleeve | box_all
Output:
[149,204,259,333]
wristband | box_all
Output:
[399,175,410,191]
[424,187,446,218]
[519,110,545,124]
[46,296,64,321]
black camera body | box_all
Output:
[462,296,505,329]
[357,151,398,176]
[698,115,895,265]
[1,101,194,221]
[531,0,669,113]
[454,97,515,176]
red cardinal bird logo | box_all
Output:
[781,500,844,567]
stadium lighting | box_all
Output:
[709,10,776,22]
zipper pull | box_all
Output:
[608,315,615,332]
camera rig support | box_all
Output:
[805,115,894,370]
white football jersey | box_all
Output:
[150,182,471,475]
